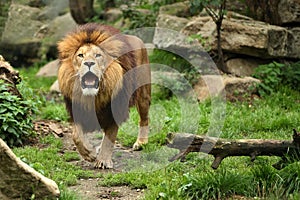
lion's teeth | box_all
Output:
[85,80,95,85]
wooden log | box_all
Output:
[166,129,300,170]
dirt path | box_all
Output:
[63,131,145,200]
[35,120,145,200]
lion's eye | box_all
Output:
[95,54,101,58]
[78,53,84,58]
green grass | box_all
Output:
[18,63,69,122]
[14,60,300,199]
[107,87,300,200]
[19,63,57,93]
[13,135,94,187]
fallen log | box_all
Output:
[166,129,300,170]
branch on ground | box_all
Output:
[166,129,300,170]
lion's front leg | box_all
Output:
[72,124,96,162]
[94,124,118,169]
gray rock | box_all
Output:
[1,4,42,44]
[0,138,60,199]
[0,1,74,66]
[40,13,77,59]
[194,75,260,101]
[225,57,269,77]
[50,79,60,93]
[0,3,43,65]
[104,8,123,23]
[279,0,300,24]
[156,14,189,32]
[36,59,59,77]
[159,1,191,17]
[181,16,300,59]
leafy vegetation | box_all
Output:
[254,61,300,96]
[122,7,157,29]
[0,80,38,147]
[19,63,68,121]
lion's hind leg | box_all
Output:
[133,84,151,150]
[72,124,97,162]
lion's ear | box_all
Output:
[100,35,130,58]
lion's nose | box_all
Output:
[84,61,95,70]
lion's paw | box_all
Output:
[133,140,147,151]
[94,159,113,169]
[80,150,96,162]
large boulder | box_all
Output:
[194,75,260,102]
[225,57,269,77]
[0,1,74,66]
[36,59,59,77]
[159,1,191,17]
[156,14,189,32]
[0,3,43,66]
[157,11,300,60]
[180,16,300,59]
[246,0,300,25]
[0,138,60,199]
[278,0,300,24]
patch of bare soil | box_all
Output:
[69,178,144,200]
[34,120,145,200]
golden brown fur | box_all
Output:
[57,23,151,169]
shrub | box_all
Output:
[253,61,300,96]
[0,80,38,147]
[122,7,157,29]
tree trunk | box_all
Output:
[216,20,227,73]
[69,0,95,24]
[166,129,300,170]
[204,0,227,73]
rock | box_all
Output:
[224,76,260,96]
[0,1,74,66]
[193,75,224,101]
[42,13,77,59]
[0,3,43,65]
[278,0,300,24]
[50,79,60,93]
[287,27,300,59]
[181,16,300,59]
[194,75,260,101]
[104,8,123,22]
[246,0,300,25]
[0,138,60,199]
[156,14,189,32]
[225,57,269,77]
[36,59,59,77]
[0,55,21,97]
[159,1,191,17]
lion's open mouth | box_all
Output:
[81,71,99,89]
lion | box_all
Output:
[57,23,151,169]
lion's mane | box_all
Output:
[57,23,137,131]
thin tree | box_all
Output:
[191,0,227,73]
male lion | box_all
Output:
[57,23,151,169]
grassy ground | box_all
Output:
[15,62,300,199]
